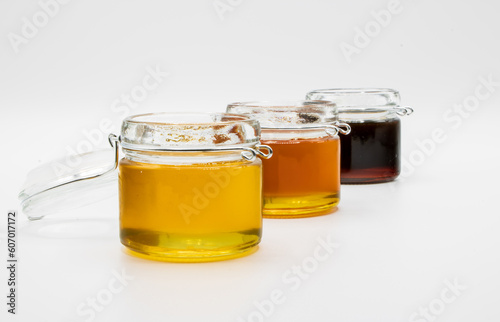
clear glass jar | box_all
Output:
[306,89,413,184]
[227,101,350,218]
[117,113,272,262]
[18,112,272,263]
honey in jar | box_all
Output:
[118,113,271,262]
[227,101,349,218]
[119,158,262,261]
[306,88,413,184]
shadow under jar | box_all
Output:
[117,113,272,262]
[306,89,413,184]
[227,101,350,218]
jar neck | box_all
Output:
[122,149,251,165]
[261,128,335,141]
[339,109,399,123]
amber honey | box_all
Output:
[261,136,340,218]
[119,157,262,262]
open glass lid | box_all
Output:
[18,136,119,220]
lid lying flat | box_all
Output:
[19,148,118,220]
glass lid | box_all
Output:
[19,147,118,220]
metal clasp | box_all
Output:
[241,144,273,161]
[110,134,273,162]
[395,106,414,116]
[325,122,351,136]
[108,133,120,170]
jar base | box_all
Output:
[123,245,259,263]
[341,177,396,184]
[121,229,261,263]
[263,193,339,218]
[341,175,398,184]
[341,168,399,184]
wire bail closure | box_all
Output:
[325,122,351,136]
[110,134,273,162]
[395,106,414,116]
[240,145,273,161]
[107,133,120,170]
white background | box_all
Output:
[1,0,500,321]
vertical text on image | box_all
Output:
[6,211,18,315]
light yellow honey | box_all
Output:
[119,157,262,262]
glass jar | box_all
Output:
[306,89,413,184]
[117,113,272,262]
[19,113,272,263]
[227,101,350,218]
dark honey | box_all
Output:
[340,118,400,184]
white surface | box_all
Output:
[1,0,500,321]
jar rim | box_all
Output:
[306,88,401,110]
[226,100,337,129]
[227,100,335,109]
[121,112,262,151]
[123,112,258,126]
[307,88,398,95]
